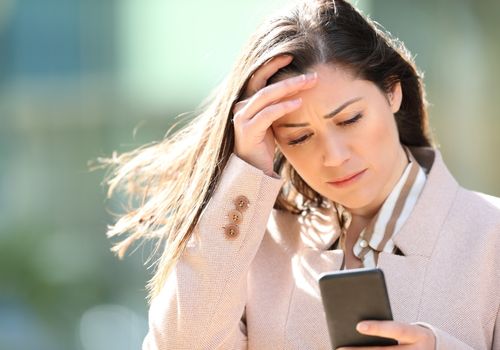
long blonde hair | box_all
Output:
[100,0,431,301]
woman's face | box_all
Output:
[271,64,407,218]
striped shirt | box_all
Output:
[330,147,427,269]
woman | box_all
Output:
[102,0,500,349]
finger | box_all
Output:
[234,78,310,116]
[247,98,303,131]
[235,72,316,124]
[244,54,293,98]
[357,321,420,344]
[232,98,249,115]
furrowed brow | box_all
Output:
[276,97,362,128]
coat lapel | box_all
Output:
[378,148,460,322]
[377,253,429,322]
[286,208,345,349]
[296,205,345,299]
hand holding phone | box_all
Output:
[318,268,398,349]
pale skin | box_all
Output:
[232,55,435,349]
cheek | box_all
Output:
[361,113,400,169]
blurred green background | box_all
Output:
[1,0,499,349]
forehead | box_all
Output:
[273,64,372,120]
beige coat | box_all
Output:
[143,147,500,349]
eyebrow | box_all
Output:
[276,97,362,128]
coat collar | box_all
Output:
[391,147,459,257]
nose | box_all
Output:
[322,133,350,167]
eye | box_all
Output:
[338,113,363,126]
[288,133,312,146]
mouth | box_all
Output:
[326,169,367,187]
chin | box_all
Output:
[339,199,371,211]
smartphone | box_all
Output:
[318,268,398,349]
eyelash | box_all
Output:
[287,113,363,146]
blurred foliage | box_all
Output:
[0,0,499,349]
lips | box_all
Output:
[327,169,367,185]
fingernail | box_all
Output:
[357,322,369,332]
[293,74,307,82]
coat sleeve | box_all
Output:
[142,154,284,350]
[413,322,474,350]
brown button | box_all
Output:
[228,209,243,224]
[234,195,250,211]
[224,224,239,238]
